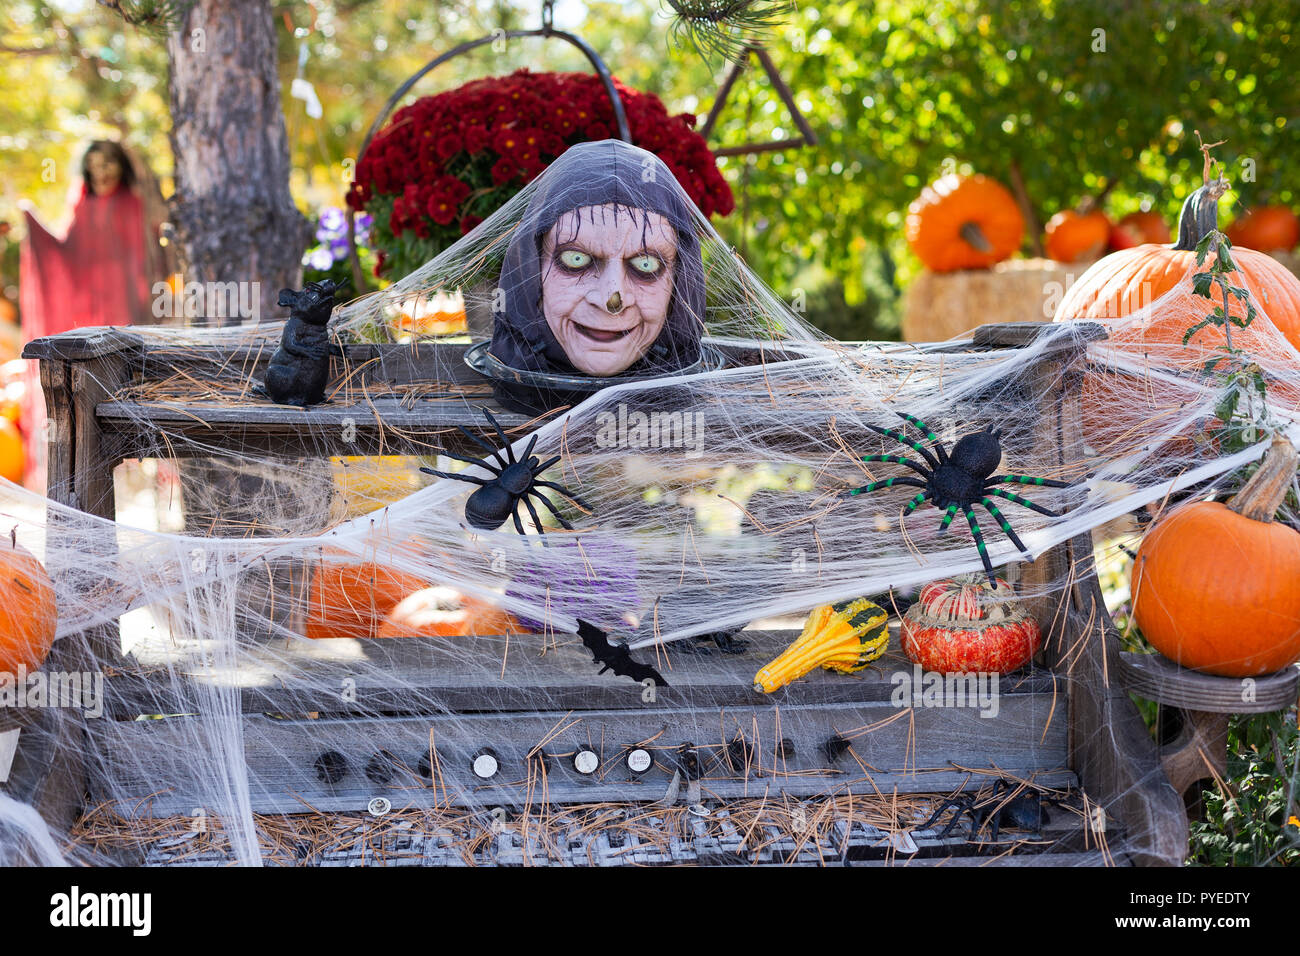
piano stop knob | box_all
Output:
[573,748,600,775]
[472,749,500,779]
[625,748,653,775]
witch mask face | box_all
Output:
[538,203,678,377]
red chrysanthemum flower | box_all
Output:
[354,69,733,278]
[490,157,518,187]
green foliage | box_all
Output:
[1186,227,1257,346]
[1186,212,1297,525]
[694,0,1300,296]
[96,0,195,34]
[0,0,172,225]
[1188,709,1300,866]
[797,276,900,342]
[7,0,1300,333]
[665,0,792,64]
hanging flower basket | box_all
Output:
[346,69,735,280]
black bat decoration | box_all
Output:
[577,620,668,687]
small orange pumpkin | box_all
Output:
[1109,210,1171,250]
[376,586,517,638]
[305,548,431,640]
[0,532,57,674]
[905,174,1024,272]
[1132,437,1300,677]
[0,418,23,483]
[1044,209,1111,263]
[1226,205,1300,253]
[390,291,467,337]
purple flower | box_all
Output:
[314,207,372,251]
[318,206,346,232]
[506,537,638,633]
[305,247,334,271]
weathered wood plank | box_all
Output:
[102,630,1062,718]
[27,331,813,390]
[91,698,1072,818]
[1117,652,1299,714]
[4,351,137,831]
[971,320,1107,350]
[992,336,1187,867]
[22,327,145,362]
[1068,577,1188,866]
[851,850,1127,867]
[98,396,530,429]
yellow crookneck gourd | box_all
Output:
[753,598,889,693]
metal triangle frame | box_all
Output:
[699,44,818,157]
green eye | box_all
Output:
[559,250,592,270]
[629,254,662,276]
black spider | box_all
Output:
[842,411,1076,586]
[420,408,591,536]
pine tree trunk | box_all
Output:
[167,0,309,325]
[163,0,330,545]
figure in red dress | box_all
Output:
[18,141,162,490]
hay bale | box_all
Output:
[902,257,1097,342]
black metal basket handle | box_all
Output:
[345,18,631,292]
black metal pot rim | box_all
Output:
[463,340,728,393]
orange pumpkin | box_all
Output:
[1132,437,1300,677]
[305,551,431,640]
[1226,205,1300,253]
[376,586,517,638]
[0,533,57,674]
[0,418,23,483]
[1109,210,1171,250]
[1054,182,1300,352]
[905,174,1024,272]
[390,291,468,337]
[1054,181,1300,457]
[1044,210,1111,263]
[900,575,1041,675]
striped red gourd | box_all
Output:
[901,574,1041,674]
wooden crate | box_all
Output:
[5,323,1189,866]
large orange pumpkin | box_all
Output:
[0,533,57,673]
[1226,205,1300,253]
[1055,180,1300,457]
[305,551,430,640]
[905,174,1024,272]
[1132,437,1300,677]
[376,586,517,638]
[1054,181,1300,351]
[1044,210,1110,263]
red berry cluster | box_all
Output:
[348,70,734,277]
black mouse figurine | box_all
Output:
[258,279,343,407]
